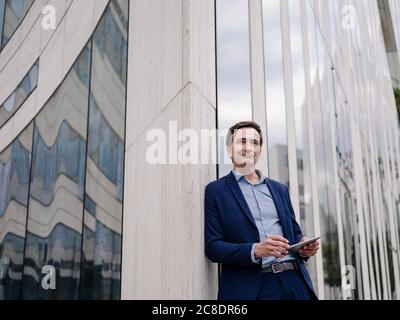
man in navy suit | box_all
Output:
[205,121,319,300]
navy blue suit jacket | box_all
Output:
[204,171,317,300]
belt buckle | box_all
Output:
[271,263,285,274]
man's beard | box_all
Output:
[234,156,255,175]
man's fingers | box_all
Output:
[266,244,288,255]
[276,247,288,254]
[269,235,289,244]
[304,243,319,249]
[267,238,290,250]
[268,239,290,249]
[271,251,284,258]
[266,242,288,253]
[305,243,319,250]
[269,242,288,255]
[300,245,319,256]
[302,247,318,253]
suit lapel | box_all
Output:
[224,172,291,239]
[266,178,290,239]
[224,172,257,228]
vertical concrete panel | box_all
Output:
[122,86,217,299]
[125,0,183,147]
[182,0,216,105]
[122,0,217,299]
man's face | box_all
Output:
[228,127,261,170]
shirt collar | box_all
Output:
[232,169,267,185]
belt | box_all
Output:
[261,261,298,274]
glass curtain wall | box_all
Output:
[0,123,33,300]
[79,0,128,300]
[216,0,400,300]
[1,0,34,49]
[288,0,317,289]
[0,61,39,128]
[262,0,289,185]
[216,0,252,177]
[0,0,128,300]
[0,0,5,47]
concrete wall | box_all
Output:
[121,0,218,299]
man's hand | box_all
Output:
[298,236,320,257]
[254,236,290,258]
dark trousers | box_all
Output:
[256,270,317,300]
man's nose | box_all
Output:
[245,141,254,151]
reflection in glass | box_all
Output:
[0,61,38,128]
[376,106,396,299]
[0,123,33,300]
[333,76,364,300]
[21,44,91,300]
[288,0,317,284]
[1,0,33,48]
[366,128,384,300]
[308,5,342,299]
[289,0,311,233]
[216,0,252,177]
[0,0,5,45]
[367,10,400,293]
[262,0,288,184]
[93,0,128,84]
[79,0,128,300]
[360,126,379,300]
[327,0,338,61]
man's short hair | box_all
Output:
[226,121,263,147]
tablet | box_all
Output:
[288,236,320,253]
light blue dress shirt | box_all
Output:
[232,169,296,267]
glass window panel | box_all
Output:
[0,123,33,300]
[361,129,379,300]
[333,74,363,300]
[370,107,392,300]
[21,44,91,300]
[216,0,252,177]
[289,0,312,233]
[262,0,288,184]
[377,112,396,299]
[0,61,39,128]
[288,0,316,284]
[305,1,343,299]
[79,0,128,300]
[327,0,338,59]
[0,0,5,46]
[313,14,342,300]
[9,0,24,19]
[2,92,16,112]
[93,0,128,84]
[1,0,33,48]
[84,195,96,217]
